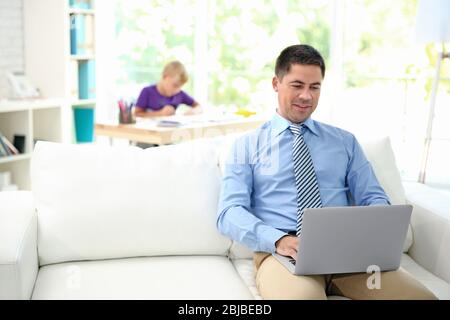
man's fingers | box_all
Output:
[288,248,297,260]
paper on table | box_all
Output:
[156,120,184,127]
[134,113,244,129]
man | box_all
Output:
[216,44,436,300]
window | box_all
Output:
[110,0,332,112]
[207,0,331,110]
[114,0,196,96]
[97,0,450,188]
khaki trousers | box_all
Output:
[254,252,437,300]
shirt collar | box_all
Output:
[270,110,320,137]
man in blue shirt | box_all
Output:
[217,44,436,300]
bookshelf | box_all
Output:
[68,8,95,15]
[1,0,97,190]
[23,0,96,144]
[0,99,63,190]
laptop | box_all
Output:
[273,204,412,275]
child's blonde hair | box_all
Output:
[162,61,188,85]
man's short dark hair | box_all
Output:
[275,44,326,79]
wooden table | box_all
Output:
[95,115,268,145]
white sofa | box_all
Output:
[0,136,449,300]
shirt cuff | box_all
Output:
[259,228,288,253]
[370,199,391,206]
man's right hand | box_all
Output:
[160,105,176,116]
[275,235,299,260]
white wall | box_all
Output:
[0,0,24,97]
[0,0,24,99]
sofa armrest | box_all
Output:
[403,182,450,284]
[0,191,38,299]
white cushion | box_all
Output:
[232,259,262,299]
[31,256,253,300]
[404,182,450,284]
[0,191,38,299]
[360,137,406,205]
[360,137,412,252]
[401,254,450,300]
[31,141,230,266]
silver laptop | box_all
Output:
[273,205,412,275]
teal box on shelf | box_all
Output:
[73,107,95,143]
[70,14,86,55]
[69,0,91,9]
[78,60,96,99]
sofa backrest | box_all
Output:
[360,137,406,205]
[31,140,231,266]
[360,137,412,252]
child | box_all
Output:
[135,61,201,117]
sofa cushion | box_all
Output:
[360,137,412,252]
[31,256,253,300]
[360,137,406,205]
[232,258,262,300]
[404,182,450,284]
[31,141,230,266]
[0,191,38,300]
[400,254,450,300]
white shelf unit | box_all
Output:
[23,0,96,144]
[71,98,97,107]
[70,54,96,61]
[0,99,63,190]
[68,8,95,15]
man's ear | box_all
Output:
[272,76,279,92]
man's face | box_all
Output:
[162,75,183,96]
[272,64,323,124]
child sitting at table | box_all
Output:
[135,61,201,117]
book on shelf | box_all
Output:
[69,0,92,10]
[78,60,96,99]
[13,135,25,154]
[70,60,79,99]
[0,133,19,157]
[1,135,19,155]
[70,13,94,55]
[84,14,95,53]
[70,14,85,55]
[0,139,9,156]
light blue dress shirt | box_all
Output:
[216,112,390,253]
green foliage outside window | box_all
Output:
[113,0,447,108]
[114,0,330,108]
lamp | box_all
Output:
[415,0,450,183]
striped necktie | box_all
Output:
[290,124,322,236]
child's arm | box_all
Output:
[184,101,202,115]
[135,105,175,118]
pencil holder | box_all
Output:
[119,108,136,124]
